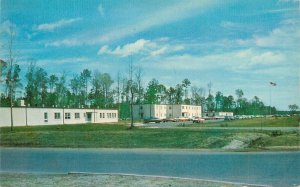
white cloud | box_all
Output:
[221,21,244,29]
[98,4,105,16]
[0,20,16,35]
[254,25,300,48]
[278,0,300,3]
[45,0,217,47]
[37,57,89,65]
[219,18,300,50]
[35,18,82,32]
[98,38,184,57]
[236,18,300,49]
[45,38,82,47]
[98,39,151,57]
[142,49,286,72]
[97,0,216,43]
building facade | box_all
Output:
[0,107,118,127]
[133,104,201,120]
[203,111,234,119]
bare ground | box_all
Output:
[0,173,267,187]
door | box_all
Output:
[86,112,92,122]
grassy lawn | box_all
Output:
[198,116,299,127]
[1,120,299,150]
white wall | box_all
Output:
[133,104,159,119]
[170,105,201,118]
[217,112,234,117]
[133,104,201,119]
[0,107,118,127]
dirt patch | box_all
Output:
[222,133,270,150]
[0,173,266,187]
[223,140,247,149]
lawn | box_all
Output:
[0,121,299,150]
[200,116,299,127]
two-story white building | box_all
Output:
[133,104,201,120]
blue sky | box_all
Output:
[1,0,299,110]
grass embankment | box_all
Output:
[0,117,299,150]
[194,116,299,127]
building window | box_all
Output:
[54,112,60,119]
[44,112,48,122]
[169,106,171,109]
[100,113,102,118]
[182,106,184,109]
[75,113,80,119]
[102,113,105,118]
[65,113,71,119]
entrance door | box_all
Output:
[86,112,92,122]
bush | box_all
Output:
[270,130,283,137]
[220,123,228,127]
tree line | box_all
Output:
[1,60,279,116]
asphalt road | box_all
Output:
[1,148,299,187]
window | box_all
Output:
[75,113,80,119]
[65,113,70,119]
[103,113,105,118]
[54,112,61,119]
[112,113,116,118]
[182,106,184,109]
[44,112,48,122]
[100,113,102,118]
[169,106,171,109]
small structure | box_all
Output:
[203,111,234,119]
[133,104,201,120]
[0,107,118,127]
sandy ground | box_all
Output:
[0,173,267,187]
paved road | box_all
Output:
[1,148,299,187]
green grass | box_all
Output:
[196,116,299,127]
[0,124,231,148]
[0,122,299,150]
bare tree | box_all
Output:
[135,67,143,104]
[128,61,135,129]
[6,24,17,131]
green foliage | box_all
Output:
[288,104,299,115]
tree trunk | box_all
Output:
[130,87,134,129]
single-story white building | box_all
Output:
[203,111,234,119]
[0,107,118,127]
[133,104,201,120]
